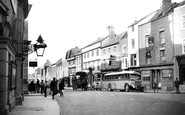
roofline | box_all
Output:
[127,10,159,28]
[81,36,108,50]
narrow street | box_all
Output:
[56,89,185,115]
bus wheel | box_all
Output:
[108,83,112,91]
[125,84,129,92]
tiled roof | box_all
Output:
[128,10,158,27]
[102,31,127,48]
[176,0,185,8]
[81,37,106,49]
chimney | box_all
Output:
[162,0,172,14]
[107,25,115,39]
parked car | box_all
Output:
[95,82,103,91]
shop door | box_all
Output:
[180,65,185,84]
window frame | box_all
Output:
[160,49,165,62]
[159,29,165,44]
[145,35,149,48]
[130,54,137,66]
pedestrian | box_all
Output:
[44,80,47,97]
[50,78,58,99]
[36,79,40,93]
[59,79,65,97]
[174,78,180,94]
[28,81,36,93]
[153,79,158,93]
[40,80,45,94]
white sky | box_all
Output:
[27,0,182,73]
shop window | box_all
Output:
[162,69,173,77]
[142,71,150,81]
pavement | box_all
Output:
[8,87,184,115]
[144,89,185,94]
[9,93,60,115]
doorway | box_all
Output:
[179,65,185,84]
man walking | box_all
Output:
[50,78,58,99]
[174,78,180,94]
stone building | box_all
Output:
[173,0,185,91]
[0,0,31,114]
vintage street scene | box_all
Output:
[0,0,185,115]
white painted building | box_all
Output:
[127,10,158,69]
[81,37,105,84]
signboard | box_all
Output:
[29,61,37,67]
[101,60,121,71]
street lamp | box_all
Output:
[34,35,47,57]
[23,34,47,57]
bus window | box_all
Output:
[121,74,125,79]
[125,74,130,79]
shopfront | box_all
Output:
[140,64,173,91]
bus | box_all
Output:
[102,71,144,92]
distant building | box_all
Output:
[65,47,80,86]
[81,36,105,86]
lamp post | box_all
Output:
[34,35,47,57]
[23,34,47,57]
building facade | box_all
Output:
[0,0,31,114]
[81,37,105,86]
[65,47,80,86]
[174,1,185,91]
[100,26,126,77]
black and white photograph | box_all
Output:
[0,0,185,115]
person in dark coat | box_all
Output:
[174,78,180,94]
[50,78,58,99]
[36,79,40,93]
[40,80,45,94]
[28,81,36,93]
[153,79,158,93]
[59,79,65,97]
